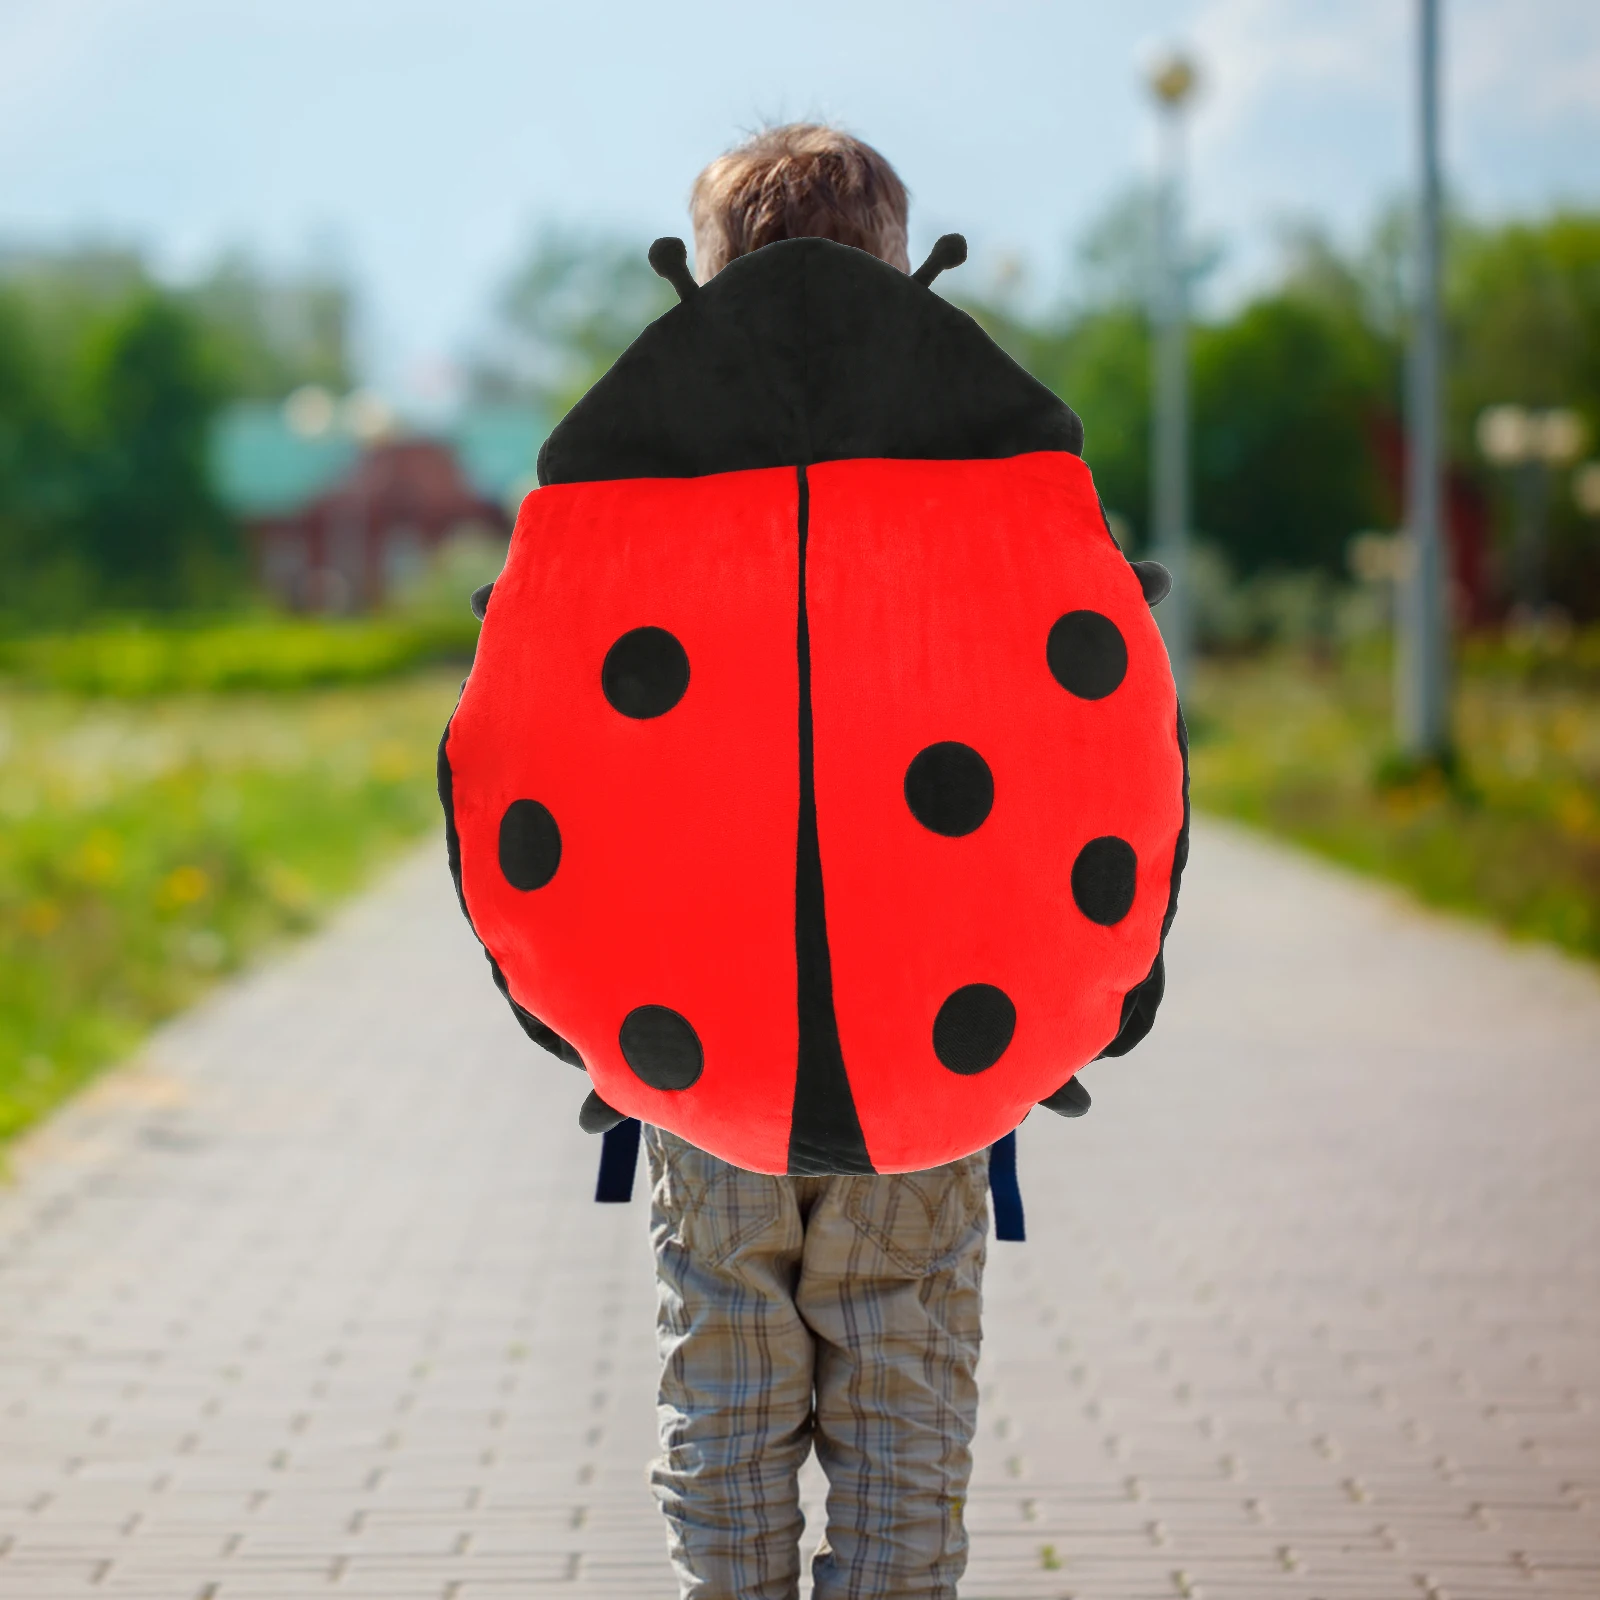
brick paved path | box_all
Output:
[2,820,1597,1598]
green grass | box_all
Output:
[0,613,479,696]
[0,673,462,1143]
[1190,648,1600,959]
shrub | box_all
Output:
[0,613,479,696]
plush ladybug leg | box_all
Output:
[1039,1078,1092,1117]
[578,1088,627,1134]
[1130,560,1171,606]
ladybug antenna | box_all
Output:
[912,232,967,287]
[648,236,699,303]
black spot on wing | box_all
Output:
[620,1005,703,1091]
[499,800,561,891]
[1072,836,1137,926]
[933,984,1016,1075]
[1047,611,1127,700]
[602,626,690,719]
[905,742,994,837]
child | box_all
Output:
[645,124,990,1600]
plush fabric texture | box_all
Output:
[536,237,1081,487]
[440,237,1187,1175]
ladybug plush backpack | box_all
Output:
[439,233,1189,1181]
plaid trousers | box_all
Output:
[644,1125,990,1600]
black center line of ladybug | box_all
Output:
[789,466,873,1173]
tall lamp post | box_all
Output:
[1148,51,1199,699]
[1397,0,1450,763]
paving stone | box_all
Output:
[1,820,1597,1598]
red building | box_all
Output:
[252,439,510,612]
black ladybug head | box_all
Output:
[536,235,1084,487]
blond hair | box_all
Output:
[690,123,910,282]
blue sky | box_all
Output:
[3,0,1597,398]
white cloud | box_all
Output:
[0,2,136,143]
[1183,0,1402,153]
[1146,0,1600,306]
[1452,0,1600,122]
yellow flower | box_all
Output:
[20,900,63,937]
[1556,787,1597,839]
[157,865,211,910]
[264,862,314,913]
[73,829,122,885]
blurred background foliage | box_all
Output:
[5,201,1599,630]
[0,247,350,624]
[967,194,1600,609]
[1191,642,1600,963]
[2,195,1600,1144]
[0,612,480,697]
[467,226,674,418]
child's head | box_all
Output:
[691,123,909,282]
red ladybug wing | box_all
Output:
[807,453,1184,1172]
[447,468,801,1173]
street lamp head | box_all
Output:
[1477,404,1531,466]
[1535,408,1587,467]
[1148,51,1199,108]
[284,384,336,439]
[1478,404,1588,468]
[342,389,396,444]
[1575,460,1600,518]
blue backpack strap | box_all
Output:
[595,1118,642,1202]
[988,1130,1025,1241]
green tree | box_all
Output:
[1448,212,1600,434]
[1057,309,1152,544]
[1192,295,1388,576]
[0,291,86,617]
[473,228,674,417]
[188,253,353,398]
[0,246,358,619]
[74,294,237,607]
[1447,213,1600,612]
